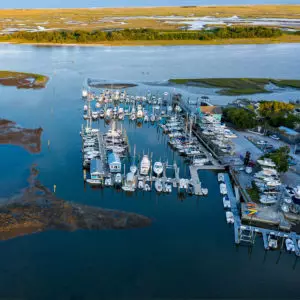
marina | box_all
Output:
[1,43,300,299]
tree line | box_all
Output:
[3,27,283,43]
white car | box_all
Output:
[270,135,280,140]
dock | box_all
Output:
[189,165,202,195]
[224,173,300,256]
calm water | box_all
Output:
[1,0,300,8]
[1,44,300,299]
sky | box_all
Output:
[0,0,300,8]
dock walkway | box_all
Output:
[189,165,202,195]
[224,173,300,256]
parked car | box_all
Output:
[270,135,280,140]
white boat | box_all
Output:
[245,166,252,174]
[268,234,278,249]
[285,238,295,252]
[155,180,163,193]
[137,110,144,119]
[179,179,187,193]
[259,195,277,204]
[105,177,112,186]
[223,195,231,208]
[130,113,136,121]
[122,172,136,192]
[218,173,225,182]
[130,165,137,175]
[150,114,156,122]
[82,89,88,98]
[153,162,163,177]
[193,158,209,166]
[83,104,88,111]
[114,173,122,187]
[165,183,172,193]
[201,188,208,196]
[220,183,227,195]
[86,178,102,185]
[226,211,234,224]
[140,155,150,176]
[144,115,149,122]
[138,180,144,189]
[144,183,151,192]
[293,186,300,203]
[257,158,276,168]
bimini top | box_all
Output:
[108,152,121,165]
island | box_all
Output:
[0,71,49,89]
[169,78,300,96]
[0,119,42,153]
[0,167,151,241]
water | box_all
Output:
[1,0,300,8]
[1,43,300,299]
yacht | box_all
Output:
[130,164,137,175]
[144,183,151,192]
[105,177,112,186]
[164,183,172,193]
[86,178,102,186]
[138,180,145,189]
[140,155,150,176]
[153,162,163,177]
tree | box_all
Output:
[222,107,258,129]
[263,146,290,173]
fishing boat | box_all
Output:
[140,155,150,176]
[155,180,163,193]
[226,211,234,224]
[108,152,121,173]
[220,183,227,195]
[153,162,163,177]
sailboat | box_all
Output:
[153,161,163,177]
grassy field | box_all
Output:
[0,71,49,88]
[2,33,300,47]
[0,5,300,32]
[169,78,300,95]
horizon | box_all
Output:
[1,0,300,9]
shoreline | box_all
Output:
[2,35,300,47]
